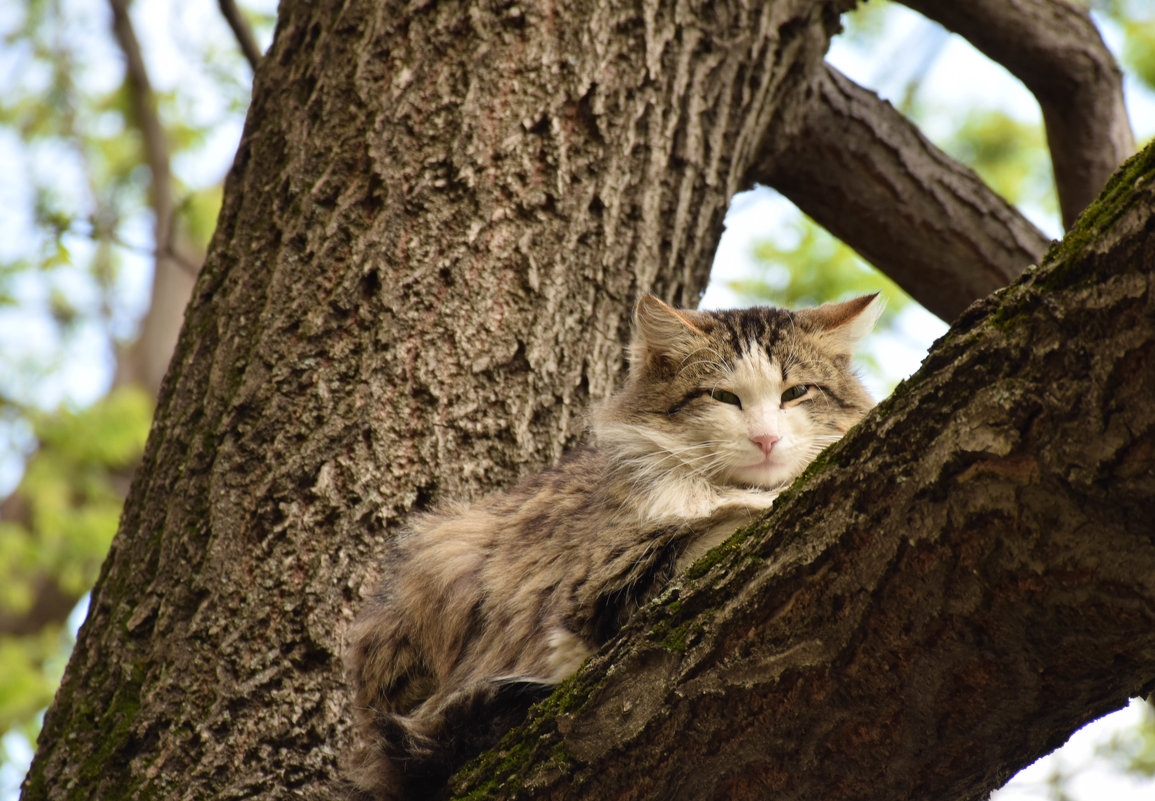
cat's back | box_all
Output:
[352,447,616,687]
[402,446,612,567]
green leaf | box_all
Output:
[32,386,153,467]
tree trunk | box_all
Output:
[447,142,1155,800]
[21,2,1152,800]
[22,0,849,798]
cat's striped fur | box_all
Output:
[347,293,880,799]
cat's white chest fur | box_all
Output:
[627,473,780,571]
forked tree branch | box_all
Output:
[900,0,1134,230]
[756,64,1049,322]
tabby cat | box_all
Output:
[348,293,880,799]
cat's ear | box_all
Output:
[631,294,712,373]
[796,293,882,358]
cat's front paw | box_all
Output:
[717,487,780,511]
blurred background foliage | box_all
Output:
[0,0,275,790]
[0,0,1152,799]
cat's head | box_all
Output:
[595,293,881,490]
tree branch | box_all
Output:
[108,0,172,246]
[108,0,199,394]
[218,0,262,71]
[757,64,1049,322]
[449,145,1155,801]
[899,0,1134,230]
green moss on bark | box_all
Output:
[1038,141,1155,292]
[23,659,151,801]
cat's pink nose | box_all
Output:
[750,433,780,455]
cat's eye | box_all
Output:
[781,384,808,403]
[709,388,742,407]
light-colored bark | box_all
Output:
[109,0,198,395]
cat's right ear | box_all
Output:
[631,294,711,375]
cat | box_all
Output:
[347,292,880,800]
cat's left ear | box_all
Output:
[796,293,883,358]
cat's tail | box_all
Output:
[349,680,551,801]
[345,591,440,799]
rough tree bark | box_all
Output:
[20,1,1150,800]
[23,0,849,796]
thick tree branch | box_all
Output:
[758,64,1049,322]
[900,0,1135,230]
[218,0,262,71]
[449,145,1155,801]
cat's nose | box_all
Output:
[750,433,780,455]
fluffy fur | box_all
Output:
[347,294,880,799]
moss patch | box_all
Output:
[649,604,702,652]
[682,519,762,583]
[72,661,147,800]
[1038,141,1155,292]
[22,657,151,801]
